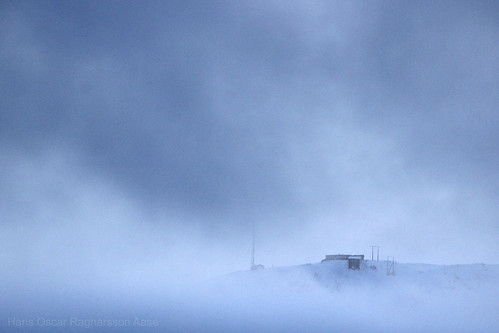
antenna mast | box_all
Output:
[251,223,255,269]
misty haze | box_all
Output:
[0,0,498,332]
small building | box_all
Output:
[321,254,365,270]
[348,256,363,270]
[323,254,351,261]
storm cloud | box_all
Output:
[1,0,498,288]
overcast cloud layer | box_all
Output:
[1,0,498,288]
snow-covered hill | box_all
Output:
[190,260,499,332]
[1,260,497,332]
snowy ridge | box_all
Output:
[1,261,497,332]
[192,261,499,332]
[212,260,498,294]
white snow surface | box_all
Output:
[186,261,499,332]
[1,261,497,332]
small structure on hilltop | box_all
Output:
[347,256,363,270]
[322,254,351,261]
[321,254,365,270]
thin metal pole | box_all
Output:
[251,223,255,269]
[371,245,380,261]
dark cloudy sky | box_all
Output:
[1,0,498,282]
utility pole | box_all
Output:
[370,245,380,261]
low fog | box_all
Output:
[1,0,498,331]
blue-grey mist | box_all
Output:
[0,0,498,331]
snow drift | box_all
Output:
[190,260,499,332]
[1,260,498,332]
